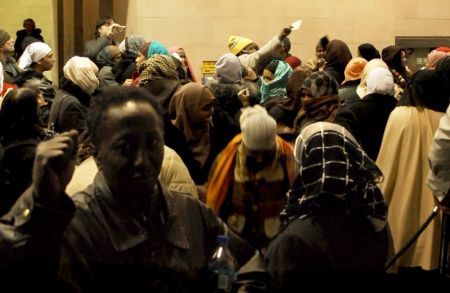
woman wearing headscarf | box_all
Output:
[207,53,259,125]
[324,39,352,85]
[169,46,198,82]
[339,57,367,105]
[260,60,292,111]
[269,66,312,140]
[48,56,98,134]
[425,49,448,70]
[132,40,170,86]
[334,67,398,160]
[357,43,381,62]
[381,45,411,89]
[14,42,56,124]
[293,71,340,132]
[376,69,449,273]
[112,35,145,85]
[265,122,390,290]
[168,83,238,188]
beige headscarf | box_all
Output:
[63,56,99,94]
[169,83,215,167]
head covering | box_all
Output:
[168,46,198,82]
[63,56,99,94]
[277,69,311,114]
[381,45,407,79]
[139,40,169,58]
[138,54,179,86]
[260,60,293,103]
[316,35,329,51]
[303,71,338,99]
[342,57,368,85]
[239,105,277,151]
[325,39,353,84]
[356,58,389,98]
[366,67,395,96]
[285,55,301,69]
[426,49,448,69]
[228,35,254,55]
[0,30,10,46]
[18,42,52,70]
[169,83,215,167]
[398,69,448,113]
[119,35,145,55]
[357,43,381,61]
[294,71,340,131]
[280,121,387,231]
[435,47,450,53]
[215,53,242,83]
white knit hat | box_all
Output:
[240,105,277,151]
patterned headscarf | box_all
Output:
[294,71,340,130]
[280,122,387,232]
[260,60,293,103]
[138,54,179,86]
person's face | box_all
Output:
[24,20,34,32]
[176,48,187,65]
[37,52,56,71]
[243,43,259,54]
[316,47,326,59]
[98,19,114,37]
[244,146,276,172]
[400,50,407,67]
[135,52,146,66]
[262,69,274,83]
[95,101,164,197]
[0,37,15,55]
[191,100,214,125]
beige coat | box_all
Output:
[376,106,443,271]
[66,146,198,198]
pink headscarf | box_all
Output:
[426,49,449,69]
[169,46,198,82]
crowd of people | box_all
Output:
[1,16,450,290]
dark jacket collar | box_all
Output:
[88,172,190,252]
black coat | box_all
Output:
[333,93,398,160]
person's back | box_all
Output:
[265,122,390,290]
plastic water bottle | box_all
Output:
[208,234,237,292]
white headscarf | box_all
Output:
[18,42,52,70]
[63,56,99,94]
[366,67,395,96]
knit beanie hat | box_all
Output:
[342,57,368,85]
[302,71,338,99]
[0,30,10,46]
[366,67,395,95]
[228,35,254,55]
[240,105,277,151]
[215,53,242,83]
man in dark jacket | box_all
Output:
[0,87,259,291]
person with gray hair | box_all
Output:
[206,105,296,252]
